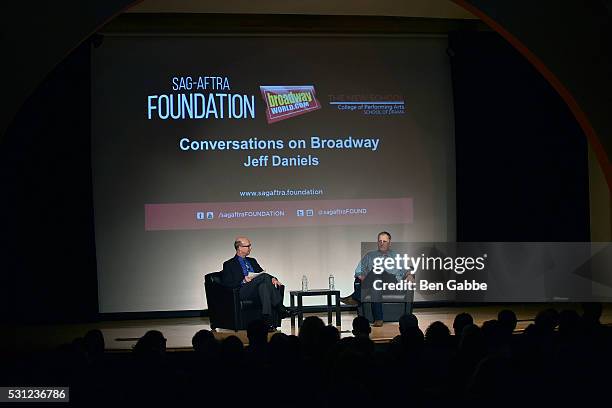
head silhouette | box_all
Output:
[133,330,166,359]
[352,316,372,338]
[399,313,419,336]
[192,329,218,355]
[453,312,474,336]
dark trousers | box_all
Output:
[239,273,283,316]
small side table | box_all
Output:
[289,289,341,328]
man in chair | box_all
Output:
[340,231,414,327]
[221,236,293,331]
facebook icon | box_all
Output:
[196,211,205,220]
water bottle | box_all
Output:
[328,274,335,290]
[301,275,308,291]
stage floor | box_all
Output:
[5,303,612,354]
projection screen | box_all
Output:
[91,35,456,312]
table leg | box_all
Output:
[327,293,332,325]
[335,292,341,326]
[297,295,303,328]
[290,293,295,328]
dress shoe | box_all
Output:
[278,305,298,319]
[340,296,359,306]
[373,320,384,327]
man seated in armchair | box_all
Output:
[340,231,415,327]
[221,236,295,331]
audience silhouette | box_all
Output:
[6,304,610,407]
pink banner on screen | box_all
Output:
[145,198,413,231]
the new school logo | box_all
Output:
[260,85,321,124]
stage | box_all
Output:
[5,303,612,354]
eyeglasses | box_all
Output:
[240,244,252,248]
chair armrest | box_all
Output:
[205,280,241,313]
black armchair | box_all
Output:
[204,272,284,331]
[356,280,414,322]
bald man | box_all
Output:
[220,237,292,331]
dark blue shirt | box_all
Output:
[236,255,254,278]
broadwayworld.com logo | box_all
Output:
[260,85,321,124]
[372,253,488,275]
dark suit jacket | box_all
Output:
[221,256,264,288]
